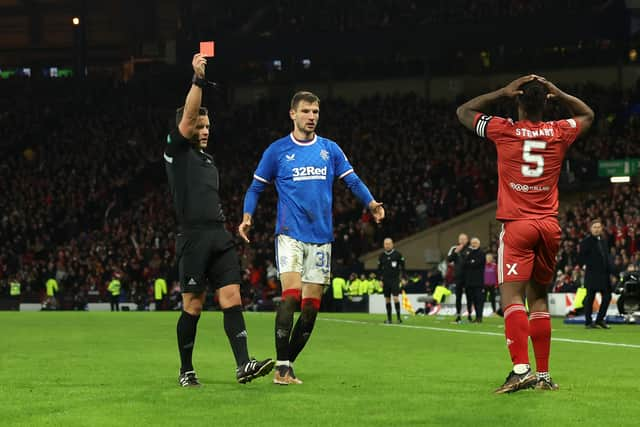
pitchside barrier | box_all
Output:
[11,293,620,315]
[547,292,619,317]
[368,293,620,317]
[19,302,140,312]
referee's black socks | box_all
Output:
[385,302,392,322]
[394,301,401,321]
[177,310,200,374]
[223,305,250,367]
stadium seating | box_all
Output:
[1,77,639,305]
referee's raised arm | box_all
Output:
[177,53,207,140]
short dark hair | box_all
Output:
[290,91,320,111]
[175,106,208,126]
[517,80,547,116]
[591,218,602,226]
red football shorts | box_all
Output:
[497,217,561,285]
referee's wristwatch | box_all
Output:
[192,74,207,88]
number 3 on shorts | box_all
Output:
[315,251,330,268]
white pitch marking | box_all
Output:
[320,318,640,349]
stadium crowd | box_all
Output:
[194,0,613,36]
[2,76,640,307]
[553,183,640,292]
[188,0,625,82]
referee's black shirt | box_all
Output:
[164,127,225,227]
[377,250,405,284]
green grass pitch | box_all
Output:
[1,311,639,426]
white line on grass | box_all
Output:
[320,318,640,349]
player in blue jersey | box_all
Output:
[239,91,384,385]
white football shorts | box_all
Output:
[275,234,331,285]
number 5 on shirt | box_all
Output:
[521,140,546,177]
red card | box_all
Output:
[200,41,215,57]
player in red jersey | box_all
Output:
[456,75,594,393]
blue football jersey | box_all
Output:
[252,133,354,244]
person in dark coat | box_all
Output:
[579,219,613,329]
[464,237,486,323]
[447,233,471,323]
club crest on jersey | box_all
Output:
[320,149,329,161]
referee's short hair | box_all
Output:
[290,91,320,111]
[175,107,208,126]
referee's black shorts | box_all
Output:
[383,280,400,298]
[176,225,242,294]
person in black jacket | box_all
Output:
[579,219,613,329]
[464,237,486,323]
[378,238,405,324]
[447,233,471,323]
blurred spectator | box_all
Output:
[463,237,485,323]
[154,276,168,311]
[44,275,58,310]
[484,253,498,314]
[107,272,122,312]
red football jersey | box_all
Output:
[475,114,580,221]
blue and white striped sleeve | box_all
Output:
[253,144,277,184]
[243,145,276,215]
[331,141,354,179]
[331,142,373,206]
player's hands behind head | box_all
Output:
[192,53,207,78]
[531,75,563,100]
[238,214,253,243]
[502,75,536,98]
[368,201,385,224]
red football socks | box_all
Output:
[529,311,551,373]
[503,304,529,366]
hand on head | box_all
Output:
[530,75,563,100]
[502,75,536,98]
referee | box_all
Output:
[378,238,405,323]
[164,53,274,387]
